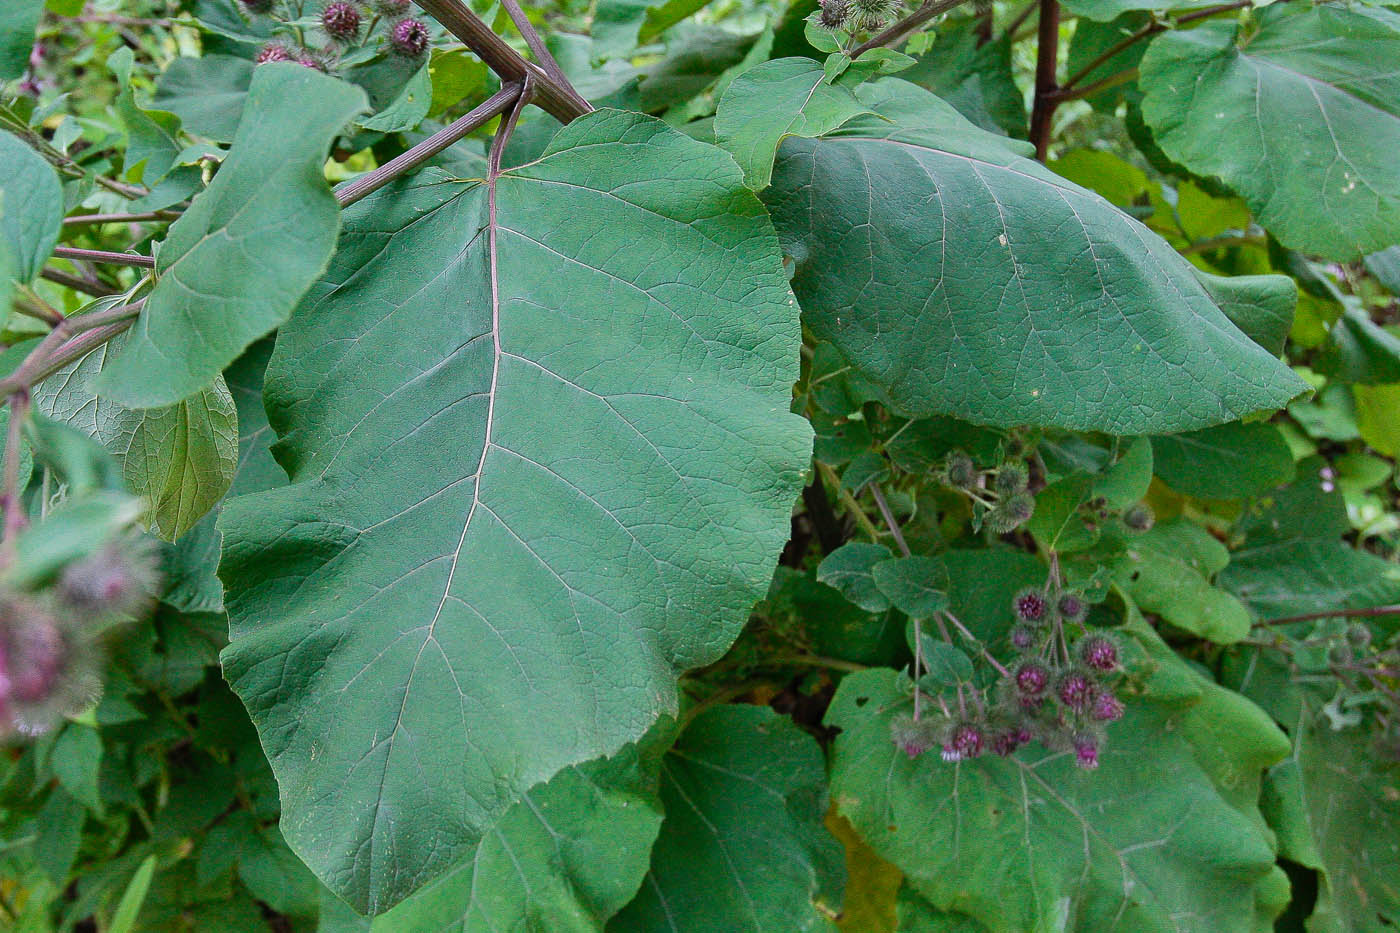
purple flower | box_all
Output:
[1057,671,1096,714]
[321,2,362,40]
[390,17,431,57]
[1091,691,1124,723]
[941,723,984,762]
[1013,587,1048,624]
[1073,735,1100,769]
[1078,634,1118,672]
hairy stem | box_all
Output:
[0,390,31,561]
[412,0,590,122]
[63,210,180,226]
[1255,604,1400,627]
[52,246,154,268]
[40,268,118,297]
[0,300,146,401]
[336,84,523,208]
[497,0,574,94]
[870,482,911,557]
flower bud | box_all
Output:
[940,721,984,762]
[1077,634,1118,672]
[1057,591,1087,624]
[1009,624,1036,652]
[1056,670,1097,714]
[1012,587,1048,625]
[321,2,362,40]
[942,449,977,489]
[57,538,160,620]
[1072,734,1100,769]
[991,725,1032,757]
[256,43,294,63]
[889,714,939,759]
[1091,690,1123,722]
[390,17,431,57]
[994,462,1029,496]
[818,0,851,28]
[988,493,1034,533]
[1122,503,1154,533]
[1347,624,1372,649]
[1013,661,1049,698]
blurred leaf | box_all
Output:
[873,556,949,617]
[611,705,844,932]
[0,0,41,81]
[1151,422,1295,500]
[819,542,896,611]
[108,854,157,933]
[0,129,61,282]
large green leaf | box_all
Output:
[1191,270,1295,357]
[826,667,1286,932]
[0,0,41,81]
[325,726,671,933]
[218,110,811,913]
[1139,4,1400,260]
[0,129,62,283]
[1114,518,1252,643]
[99,64,365,408]
[754,77,1305,433]
[610,705,844,932]
[32,316,238,541]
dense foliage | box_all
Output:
[2,0,1399,929]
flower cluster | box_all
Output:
[0,536,159,738]
[937,449,1037,534]
[244,0,432,76]
[817,0,902,32]
[890,580,1125,770]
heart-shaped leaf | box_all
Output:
[219,110,811,913]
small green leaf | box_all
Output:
[1093,436,1153,509]
[1192,270,1296,357]
[1151,422,1295,500]
[1316,306,1400,385]
[50,724,103,816]
[1115,519,1251,643]
[914,634,972,685]
[359,61,431,133]
[1026,475,1097,553]
[108,855,158,933]
[101,64,366,408]
[0,130,62,282]
[819,542,896,612]
[715,58,870,190]
[872,556,949,617]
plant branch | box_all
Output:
[336,83,523,208]
[1028,0,1061,161]
[816,461,882,542]
[1,390,30,562]
[496,0,574,94]
[851,0,978,56]
[0,301,145,401]
[40,268,118,297]
[51,246,154,268]
[869,482,911,557]
[1051,66,1138,102]
[1254,604,1400,628]
[1004,0,1038,38]
[63,210,180,226]
[1058,0,1251,92]
[412,0,590,123]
